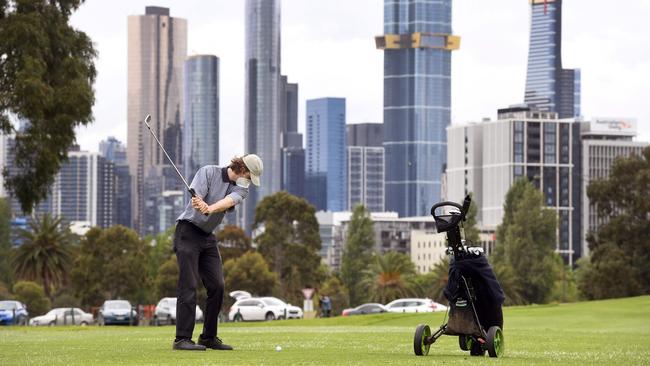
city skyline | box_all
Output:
[69,0,649,165]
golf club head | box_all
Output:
[144,114,152,125]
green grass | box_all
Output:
[1,296,649,365]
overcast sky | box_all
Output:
[70,0,650,165]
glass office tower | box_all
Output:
[524,0,580,118]
[244,0,282,230]
[306,98,347,212]
[183,55,220,185]
[376,0,459,217]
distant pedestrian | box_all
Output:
[320,295,332,318]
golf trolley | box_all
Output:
[413,195,505,358]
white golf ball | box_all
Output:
[275,345,282,352]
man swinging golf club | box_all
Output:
[172,154,263,351]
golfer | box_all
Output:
[172,154,263,351]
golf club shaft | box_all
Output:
[143,115,207,215]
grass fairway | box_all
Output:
[1,296,649,365]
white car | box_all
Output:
[29,308,93,326]
[385,298,448,313]
[228,297,303,322]
[153,297,203,325]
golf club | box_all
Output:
[143,114,208,215]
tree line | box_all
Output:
[1,148,648,315]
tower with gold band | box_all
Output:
[376,0,460,217]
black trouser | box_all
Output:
[173,220,224,340]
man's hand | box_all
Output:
[191,197,210,215]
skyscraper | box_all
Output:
[183,55,220,186]
[376,0,460,217]
[99,137,132,228]
[524,0,580,118]
[580,119,647,258]
[127,6,187,235]
[447,107,582,265]
[305,98,347,212]
[347,123,385,212]
[244,0,282,230]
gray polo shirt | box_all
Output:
[176,165,248,234]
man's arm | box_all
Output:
[207,196,236,214]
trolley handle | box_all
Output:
[430,195,471,221]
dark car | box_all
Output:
[0,300,29,325]
[341,303,388,316]
[98,300,138,326]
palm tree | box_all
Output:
[424,257,450,303]
[361,251,420,304]
[12,214,74,299]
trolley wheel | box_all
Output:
[486,326,504,358]
[459,335,473,351]
[413,324,431,356]
[470,339,485,356]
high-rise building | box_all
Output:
[580,119,648,257]
[447,107,582,265]
[347,123,385,212]
[305,98,347,211]
[524,0,580,118]
[281,132,305,199]
[127,6,187,235]
[244,0,282,230]
[376,0,460,217]
[99,137,132,228]
[55,150,116,228]
[280,75,299,138]
[183,55,220,188]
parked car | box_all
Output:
[0,300,28,325]
[385,298,448,313]
[261,297,303,319]
[341,303,388,316]
[29,308,93,326]
[228,296,303,322]
[153,297,203,325]
[98,300,138,325]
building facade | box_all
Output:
[306,98,347,211]
[376,0,460,217]
[183,55,220,188]
[580,119,648,257]
[127,6,187,235]
[524,0,580,118]
[99,137,132,228]
[347,123,385,212]
[244,0,282,231]
[447,107,582,265]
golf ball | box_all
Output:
[275,345,282,352]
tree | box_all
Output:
[341,204,375,306]
[154,256,178,300]
[492,178,558,304]
[13,281,51,316]
[0,0,97,213]
[579,147,650,299]
[0,280,11,300]
[216,225,252,263]
[254,192,322,303]
[360,251,420,304]
[71,226,149,307]
[319,275,349,316]
[417,257,450,303]
[0,198,12,287]
[11,214,74,299]
[223,251,278,299]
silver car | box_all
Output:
[29,308,93,326]
[153,297,203,325]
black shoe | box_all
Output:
[173,339,206,351]
[198,336,234,350]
